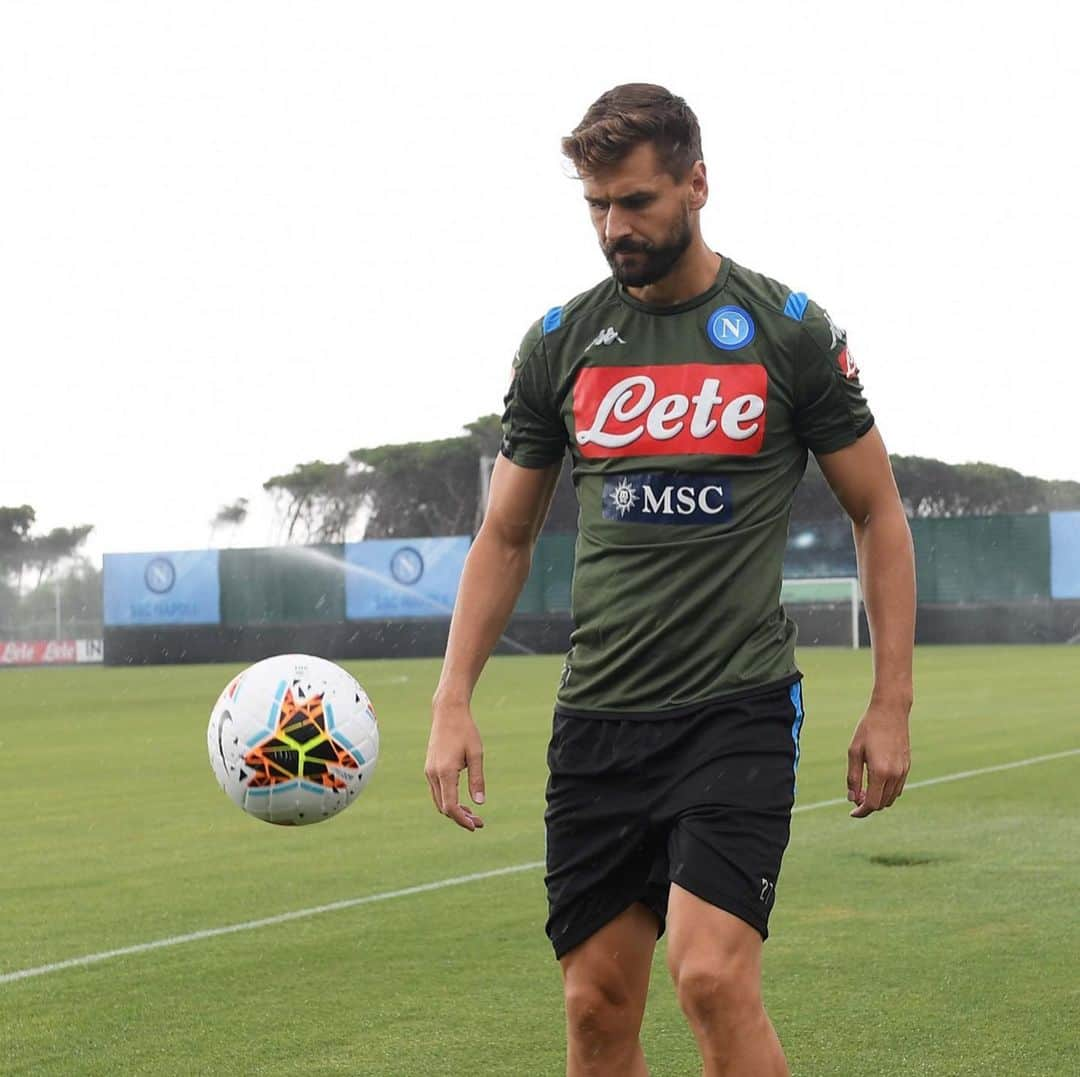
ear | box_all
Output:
[688,161,708,211]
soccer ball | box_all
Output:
[207,653,379,826]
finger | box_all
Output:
[880,776,900,809]
[466,742,486,805]
[883,765,910,808]
[436,768,461,820]
[424,754,445,812]
[425,770,442,813]
[894,761,910,800]
[437,770,485,830]
[850,773,886,818]
[846,747,864,804]
[447,804,484,831]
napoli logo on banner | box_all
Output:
[390,546,424,586]
[706,306,755,351]
[144,557,177,594]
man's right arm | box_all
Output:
[424,454,562,831]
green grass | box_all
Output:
[1,646,1077,1075]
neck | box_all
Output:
[625,238,721,306]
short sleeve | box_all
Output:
[792,299,875,455]
[500,320,566,468]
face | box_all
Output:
[582,141,705,287]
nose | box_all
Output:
[603,205,632,246]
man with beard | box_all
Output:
[425,84,915,1077]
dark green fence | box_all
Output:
[515,534,576,614]
[910,515,1051,603]
[219,545,346,625]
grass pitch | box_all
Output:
[1,646,1077,1076]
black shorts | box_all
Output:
[544,679,805,960]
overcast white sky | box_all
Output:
[3,0,1078,562]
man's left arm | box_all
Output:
[816,426,915,818]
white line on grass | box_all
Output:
[792,747,1080,812]
[3,746,1077,987]
[0,862,545,986]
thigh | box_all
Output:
[664,683,804,939]
[665,882,765,978]
[545,714,668,959]
[559,901,660,1019]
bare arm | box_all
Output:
[424,455,562,831]
[816,426,915,817]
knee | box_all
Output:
[564,979,639,1049]
[671,955,761,1026]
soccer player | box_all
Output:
[425,84,914,1077]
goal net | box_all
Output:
[780,576,862,649]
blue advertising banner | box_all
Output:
[345,537,471,619]
[104,550,221,626]
[1050,511,1080,599]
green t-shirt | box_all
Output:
[501,257,873,716]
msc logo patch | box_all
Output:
[602,472,733,525]
[706,305,755,351]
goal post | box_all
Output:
[780,576,862,649]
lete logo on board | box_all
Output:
[572,363,767,458]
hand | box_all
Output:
[424,697,486,832]
[846,702,911,819]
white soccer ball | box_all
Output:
[207,653,379,826]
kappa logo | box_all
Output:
[603,472,733,526]
[586,326,627,350]
[824,310,846,350]
[573,363,767,458]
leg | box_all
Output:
[559,902,659,1077]
[666,884,789,1077]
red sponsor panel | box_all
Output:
[837,347,859,380]
[0,639,79,665]
[573,363,768,459]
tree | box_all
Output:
[890,457,1080,517]
[350,435,483,539]
[15,561,102,638]
[0,505,36,589]
[790,455,1080,524]
[0,508,97,637]
[1,511,93,588]
[210,498,250,546]
[24,525,94,587]
[212,497,249,528]
[264,420,1080,542]
[263,460,360,543]
[349,415,578,539]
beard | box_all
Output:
[603,208,693,287]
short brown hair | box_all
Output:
[562,84,703,179]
